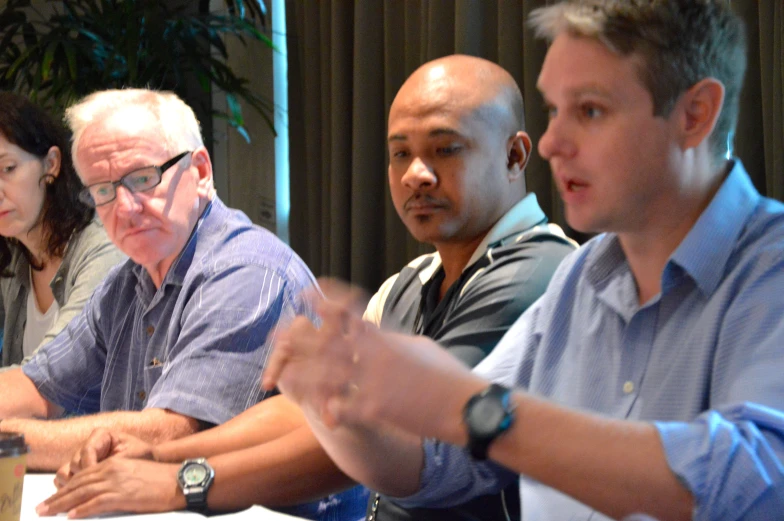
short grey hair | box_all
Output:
[65,89,204,166]
[529,0,747,162]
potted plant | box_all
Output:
[0,0,273,141]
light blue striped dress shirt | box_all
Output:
[395,160,784,520]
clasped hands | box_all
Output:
[37,429,183,518]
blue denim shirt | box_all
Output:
[395,160,784,520]
[24,197,315,420]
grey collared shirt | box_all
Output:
[0,219,126,369]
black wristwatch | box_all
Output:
[462,383,515,460]
[177,458,215,513]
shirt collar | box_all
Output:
[419,193,547,283]
[586,160,761,297]
[669,159,760,296]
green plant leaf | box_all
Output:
[41,41,58,82]
[63,41,78,80]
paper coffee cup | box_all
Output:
[0,433,27,521]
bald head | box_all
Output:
[390,55,525,137]
[386,55,532,249]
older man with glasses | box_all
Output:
[0,89,321,506]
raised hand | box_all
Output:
[264,279,482,440]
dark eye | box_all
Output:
[390,149,409,160]
[1,164,16,173]
[94,185,113,197]
[582,104,603,119]
[437,144,462,157]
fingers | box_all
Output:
[266,279,373,428]
[63,495,118,519]
[263,317,311,391]
[39,459,181,519]
[317,277,370,317]
[78,429,115,473]
[54,462,72,490]
[44,490,122,519]
[38,468,111,517]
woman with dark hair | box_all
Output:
[0,93,126,368]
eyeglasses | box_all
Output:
[78,151,192,208]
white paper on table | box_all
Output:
[21,474,305,521]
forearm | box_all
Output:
[0,368,59,419]
[1,408,200,471]
[303,407,424,498]
[154,395,305,463]
[206,425,355,511]
[433,382,693,521]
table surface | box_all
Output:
[21,474,306,521]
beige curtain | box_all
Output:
[286,0,783,292]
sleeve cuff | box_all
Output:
[655,402,784,520]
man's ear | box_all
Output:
[507,131,532,181]
[678,78,725,151]
[44,146,62,179]
[191,147,215,199]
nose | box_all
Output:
[538,115,577,162]
[401,157,437,191]
[113,185,142,216]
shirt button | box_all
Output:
[138,391,147,401]
[146,326,155,336]
[623,381,635,394]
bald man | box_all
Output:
[39,55,574,521]
[363,54,575,521]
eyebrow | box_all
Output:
[388,128,464,143]
[537,84,615,103]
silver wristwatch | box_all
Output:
[177,458,215,512]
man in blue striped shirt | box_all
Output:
[0,89,318,475]
[266,1,784,520]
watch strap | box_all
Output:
[464,383,515,460]
[183,486,208,512]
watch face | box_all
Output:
[182,463,208,486]
[467,398,506,437]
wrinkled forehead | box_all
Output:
[75,108,167,180]
[84,105,158,139]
